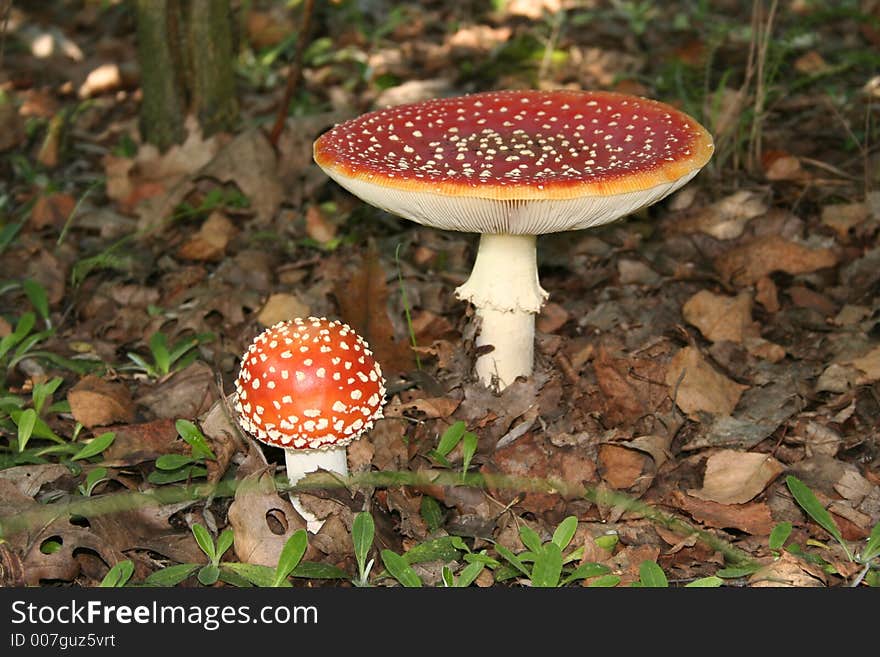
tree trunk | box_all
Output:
[136,0,238,151]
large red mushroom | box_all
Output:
[314,89,714,390]
[234,317,386,530]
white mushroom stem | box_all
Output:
[284,446,348,533]
[455,233,549,390]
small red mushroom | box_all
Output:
[234,317,386,529]
[314,89,714,390]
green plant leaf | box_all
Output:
[435,421,466,457]
[769,522,792,552]
[460,431,478,474]
[685,576,724,587]
[79,466,108,496]
[273,529,308,587]
[455,560,485,587]
[22,279,49,322]
[638,560,668,588]
[494,543,530,578]
[143,564,198,586]
[149,332,170,375]
[587,574,621,587]
[552,516,578,551]
[420,496,444,532]
[352,511,375,578]
[519,525,544,555]
[560,561,610,586]
[530,543,563,587]
[100,560,134,587]
[71,431,115,461]
[16,408,36,452]
[215,529,234,562]
[147,464,206,484]
[176,419,215,460]
[155,454,196,470]
[861,522,880,563]
[594,534,619,552]
[291,562,348,579]
[191,524,216,560]
[381,550,422,587]
[197,564,220,586]
[31,376,62,415]
[786,475,851,559]
[222,563,278,587]
[402,536,463,565]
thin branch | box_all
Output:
[0,468,756,568]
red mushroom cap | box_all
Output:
[314,89,714,202]
[234,317,386,450]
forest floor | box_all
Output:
[0,0,879,589]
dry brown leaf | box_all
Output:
[488,434,558,514]
[199,129,282,224]
[393,397,461,419]
[714,235,838,286]
[176,211,238,262]
[762,150,807,181]
[67,375,135,428]
[755,276,780,313]
[536,302,570,334]
[257,293,310,327]
[101,418,182,466]
[305,204,338,243]
[847,345,880,383]
[31,192,76,230]
[666,190,767,240]
[673,490,776,535]
[690,450,784,504]
[246,9,295,49]
[821,202,869,240]
[593,344,669,426]
[598,443,651,490]
[136,361,217,420]
[0,464,69,497]
[682,290,754,344]
[227,470,308,567]
[666,347,747,417]
[334,245,415,377]
[749,551,825,587]
[794,50,830,74]
[0,94,25,152]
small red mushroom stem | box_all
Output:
[455,233,548,389]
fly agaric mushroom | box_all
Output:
[314,89,714,390]
[234,317,386,530]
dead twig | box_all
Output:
[267,0,315,149]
